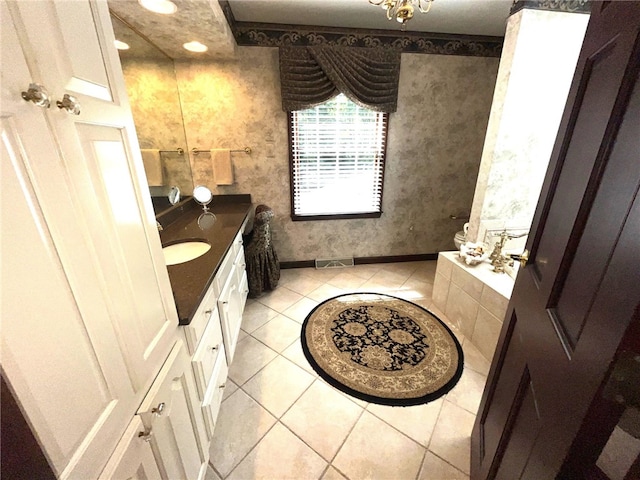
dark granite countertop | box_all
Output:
[158,195,252,325]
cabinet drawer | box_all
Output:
[233,245,247,285]
[212,246,234,298]
[201,348,229,441]
[231,230,244,258]
[183,282,218,355]
[192,307,224,401]
[218,273,242,365]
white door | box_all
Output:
[7,0,178,392]
[1,1,177,478]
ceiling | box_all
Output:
[108,0,512,60]
[230,0,512,36]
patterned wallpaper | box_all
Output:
[171,47,498,262]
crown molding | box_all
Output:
[218,1,503,57]
[510,0,591,15]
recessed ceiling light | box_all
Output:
[183,41,208,53]
[114,39,130,50]
[138,0,177,15]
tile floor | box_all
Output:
[207,261,492,480]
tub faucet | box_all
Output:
[490,229,527,273]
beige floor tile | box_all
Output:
[328,271,367,290]
[363,269,410,290]
[380,262,420,278]
[428,400,475,475]
[278,268,307,286]
[461,338,491,376]
[283,275,326,296]
[321,466,348,480]
[281,340,317,375]
[209,389,277,478]
[413,296,435,311]
[251,314,302,353]
[316,377,369,408]
[446,368,487,415]
[418,452,469,480]
[366,398,444,447]
[281,380,364,462]
[299,267,340,283]
[307,284,346,302]
[394,277,434,302]
[227,336,278,385]
[409,261,438,284]
[256,285,304,313]
[282,297,319,324]
[237,329,248,343]
[205,464,221,480]
[221,379,239,402]
[333,411,425,480]
[350,264,381,280]
[243,356,315,418]
[241,301,279,333]
[227,423,327,480]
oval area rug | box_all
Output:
[301,293,464,406]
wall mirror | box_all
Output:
[110,12,194,213]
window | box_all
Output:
[289,94,388,220]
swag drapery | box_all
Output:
[279,46,401,113]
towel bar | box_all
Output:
[191,147,252,155]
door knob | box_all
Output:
[56,94,81,115]
[511,249,529,267]
[21,83,50,108]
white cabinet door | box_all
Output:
[98,417,163,480]
[1,1,178,478]
[137,340,209,480]
[8,0,178,392]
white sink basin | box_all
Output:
[163,241,211,266]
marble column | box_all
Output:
[467,7,589,247]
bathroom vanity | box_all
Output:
[111,197,252,480]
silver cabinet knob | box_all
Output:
[138,429,153,442]
[151,402,165,416]
[219,383,226,389]
[56,94,81,115]
[211,344,218,353]
[21,83,50,108]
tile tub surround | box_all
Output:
[432,252,512,361]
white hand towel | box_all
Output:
[140,149,163,186]
[211,148,233,185]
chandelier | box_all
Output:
[369,0,434,30]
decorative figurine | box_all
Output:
[244,205,280,297]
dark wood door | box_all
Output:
[471,3,640,479]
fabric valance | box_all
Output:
[279,46,401,113]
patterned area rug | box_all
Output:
[301,293,464,406]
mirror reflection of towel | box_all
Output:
[211,149,233,185]
[140,149,163,186]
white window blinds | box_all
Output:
[290,94,388,219]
